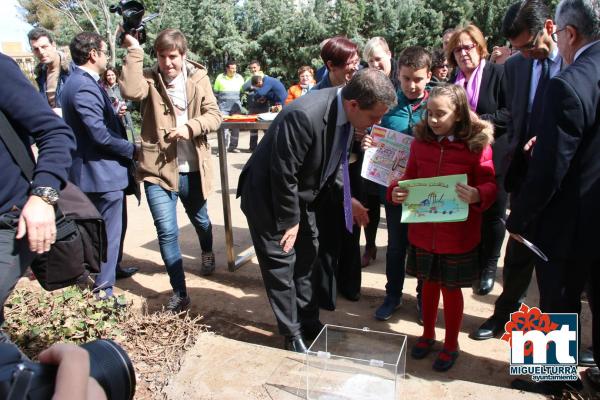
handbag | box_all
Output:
[0,110,107,291]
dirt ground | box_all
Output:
[26,131,595,399]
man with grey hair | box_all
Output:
[237,68,396,353]
[506,0,600,394]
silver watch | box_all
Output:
[31,186,59,205]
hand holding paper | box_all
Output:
[455,182,480,204]
[361,134,376,151]
[391,186,409,205]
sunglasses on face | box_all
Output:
[452,43,477,54]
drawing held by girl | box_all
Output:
[388,84,497,371]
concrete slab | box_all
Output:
[165,332,545,399]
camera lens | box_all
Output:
[80,340,136,400]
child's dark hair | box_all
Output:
[397,46,432,71]
[413,84,494,153]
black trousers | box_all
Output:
[246,204,320,337]
[479,176,509,274]
[552,257,600,367]
[314,187,362,310]
[493,236,536,321]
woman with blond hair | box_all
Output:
[363,37,399,90]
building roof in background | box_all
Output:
[0,0,33,56]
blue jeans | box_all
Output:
[144,172,213,296]
[379,187,409,298]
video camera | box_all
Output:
[109,0,159,45]
[0,340,135,400]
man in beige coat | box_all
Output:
[120,29,222,312]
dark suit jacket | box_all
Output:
[452,62,510,174]
[237,87,349,232]
[506,42,600,261]
[503,53,534,192]
[60,67,134,193]
[503,53,564,193]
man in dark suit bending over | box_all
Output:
[237,69,396,352]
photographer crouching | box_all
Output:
[0,49,135,400]
[0,53,73,340]
[119,29,222,312]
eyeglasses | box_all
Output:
[97,48,110,60]
[434,64,449,69]
[551,26,568,43]
[452,43,477,54]
[510,31,542,52]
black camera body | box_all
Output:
[0,340,135,400]
[0,345,57,400]
[110,0,159,45]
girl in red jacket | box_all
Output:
[389,84,496,371]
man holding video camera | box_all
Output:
[119,28,222,312]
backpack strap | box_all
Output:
[0,109,35,182]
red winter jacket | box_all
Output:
[387,138,497,254]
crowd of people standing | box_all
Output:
[0,0,599,395]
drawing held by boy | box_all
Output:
[361,47,433,322]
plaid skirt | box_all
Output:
[406,244,479,288]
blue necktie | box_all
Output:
[529,58,550,139]
[341,124,353,233]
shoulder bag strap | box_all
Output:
[0,109,35,182]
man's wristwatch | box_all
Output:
[30,187,59,205]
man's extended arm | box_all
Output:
[506,77,584,234]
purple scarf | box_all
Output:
[454,59,486,111]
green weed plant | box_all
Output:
[4,287,128,359]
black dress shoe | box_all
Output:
[470,316,506,340]
[341,291,361,302]
[284,335,308,353]
[579,347,596,367]
[116,266,139,280]
[585,367,600,391]
[475,268,495,295]
[511,378,583,395]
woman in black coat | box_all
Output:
[447,24,510,295]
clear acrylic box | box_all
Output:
[305,324,407,400]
